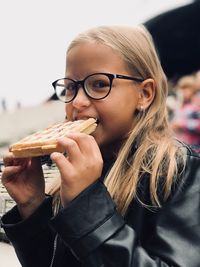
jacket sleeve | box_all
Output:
[1,196,56,267]
[50,153,200,267]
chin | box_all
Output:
[91,132,102,146]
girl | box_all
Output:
[1,25,200,267]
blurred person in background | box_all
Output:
[166,81,182,122]
[194,70,200,91]
[170,74,200,151]
[1,98,7,112]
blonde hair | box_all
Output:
[49,25,186,215]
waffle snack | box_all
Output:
[10,118,97,158]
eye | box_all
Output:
[92,79,109,89]
[86,74,110,92]
[64,81,77,97]
[66,82,76,91]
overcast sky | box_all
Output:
[0,0,192,111]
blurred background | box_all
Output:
[1,0,200,265]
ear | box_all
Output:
[137,78,156,110]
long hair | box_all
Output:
[49,25,186,215]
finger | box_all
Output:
[3,152,29,167]
[65,132,95,150]
[1,165,25,183]
[50,151,65,162]
[50,152,72,176]
[66,132,101,157]
[56,137,81,160]
[3,152,15,166]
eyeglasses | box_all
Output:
[52,72,144,103]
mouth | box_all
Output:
[95,118,100,124]
[74,116,99,124]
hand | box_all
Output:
[50,133,103,206]
[1,153,45,218]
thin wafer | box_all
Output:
[10,118,97,158]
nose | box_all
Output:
[72,87,91,109]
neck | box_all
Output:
[100,138,126,162]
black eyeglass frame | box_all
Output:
[52,72,145,103]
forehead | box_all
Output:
[66,42,129,76]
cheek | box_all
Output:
[94,101,137,146]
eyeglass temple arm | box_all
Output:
[115,74,144,82]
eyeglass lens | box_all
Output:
[55,74,111,102]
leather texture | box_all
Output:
[1,145,200,267]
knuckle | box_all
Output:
[1,169,11,181]
[67,139,77,148]
[51,152,64,161]
[75,132,86,140]
[82,132,93,140]
[3,155,9,163]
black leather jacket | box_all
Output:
[1,146,200,267]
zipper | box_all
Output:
[50,196,61,267]
[49,234,58,267]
